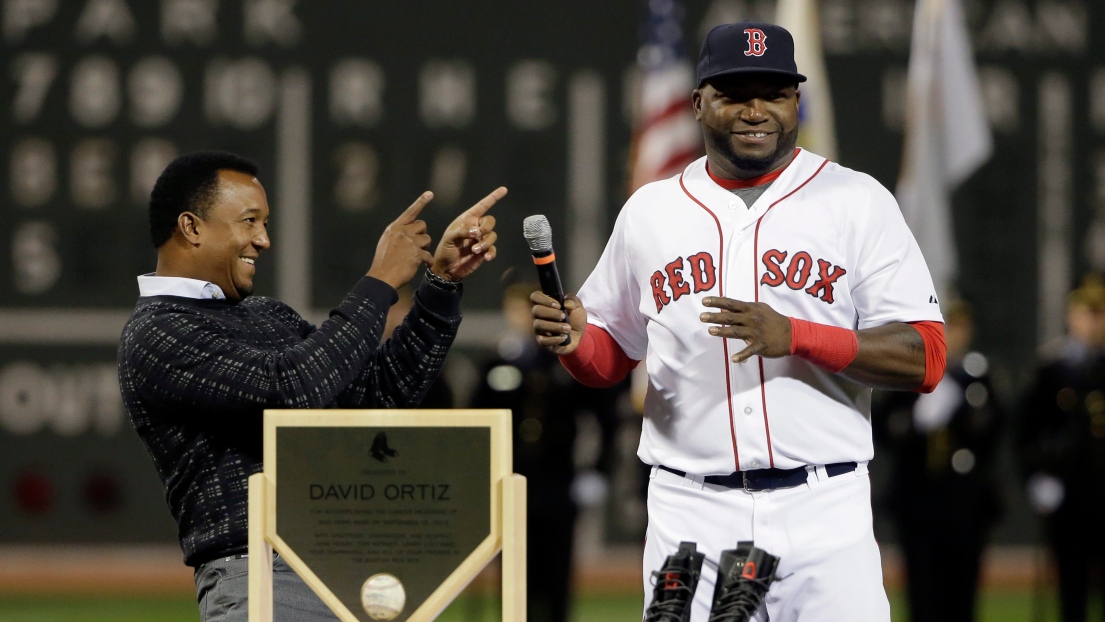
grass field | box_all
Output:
[0,590,1085,622]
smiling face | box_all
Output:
[693,73,801,179]
[190,170,271,301]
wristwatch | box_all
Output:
[424,268,461,291]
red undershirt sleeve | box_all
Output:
[908,320,946,394]
[560,322,943,391]
[558,324,640,388]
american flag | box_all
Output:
[628,0,702,194]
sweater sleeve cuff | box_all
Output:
[413,274,462,318]
[347,276,400,312]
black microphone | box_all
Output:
[523,215,572,346]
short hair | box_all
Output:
[148,151,259,248]
[1069,274,1105,312]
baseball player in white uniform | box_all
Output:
[530,22,947,622]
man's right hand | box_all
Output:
[367,192,436,290]
[531,291,587,355]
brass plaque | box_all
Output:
[275,426,491,621]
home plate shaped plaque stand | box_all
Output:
[248,409,525,622]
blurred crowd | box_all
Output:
[432,275,1105,622]
[871,274,1105,622]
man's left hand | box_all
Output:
[700,296,792,363]
[431,186,507,282]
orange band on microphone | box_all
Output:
[533,253,556,265]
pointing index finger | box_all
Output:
[462,186,508,219]
[396,191,434,224]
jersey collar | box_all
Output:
[681,148,823,216]
[705,148,800,190]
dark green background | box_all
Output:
[0,0,1102,546]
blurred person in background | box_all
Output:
[118,151,505,622]
[873,300,1004,622]
[1018,275,1105,622]
[470,283,623,622]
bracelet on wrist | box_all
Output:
[424,268,461,291]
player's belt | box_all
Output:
[657,462,857,492]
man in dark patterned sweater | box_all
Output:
[118,151,505,621]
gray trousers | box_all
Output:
[194,555,340,622]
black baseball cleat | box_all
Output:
[707,542,781,622]
[644,541,706,622]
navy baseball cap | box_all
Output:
[697,22,807,86]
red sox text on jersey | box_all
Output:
[651,251,847,311]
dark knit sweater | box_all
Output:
[118,275,461,567]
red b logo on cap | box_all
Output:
[744,28,767,56]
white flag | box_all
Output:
[896,0,992,298]
[775,0,837,160]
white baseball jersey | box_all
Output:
[577,150,943,475]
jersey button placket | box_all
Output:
[743,406,753,416]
